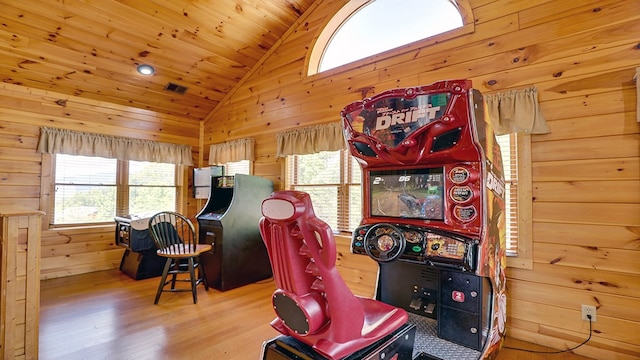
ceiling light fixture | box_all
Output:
[137,64,155,75]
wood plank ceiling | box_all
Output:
[0,0,316,122]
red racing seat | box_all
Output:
[259,190,408,360]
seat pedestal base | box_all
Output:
[261,323,416,360]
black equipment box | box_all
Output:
[115,214,165,280]
[119,248,165,280]
[438,269,491,350]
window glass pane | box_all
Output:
[346,155,363,231]
[496,134,518,256]
[55,154,116,184]
[320,0,463,72]
[350,156,362,183]
[54,155,117,224]
[55,185,117,224]
[295,185,339,230]
[225,160,251,175]
[294,152,340,185]
[129,161,176,214]
[129,187,176,214]
[287,151,361,233]
[129,161,175,186]
[349,184,362,231]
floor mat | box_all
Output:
[409,313,481,360]
[414,353,444,360]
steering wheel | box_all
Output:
[363,223,406,262]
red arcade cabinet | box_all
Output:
[341,79,507,359]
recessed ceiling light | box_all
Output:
[137,64,155,75]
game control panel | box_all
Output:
[352,224,477,271]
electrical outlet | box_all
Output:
[581,305,597,322]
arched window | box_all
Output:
[309,0,471,74]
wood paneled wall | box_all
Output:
[0,0,638,358]
[203,0,640,358]
[0,82,200,279]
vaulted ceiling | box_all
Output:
[0,0,317,121]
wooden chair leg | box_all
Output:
[154,258,172,304]
[188,257,197,304]
[170,261,178,290]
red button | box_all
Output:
[452,291,465,302]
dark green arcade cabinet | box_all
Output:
[196,174,274,291]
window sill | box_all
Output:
[48,223,115,231]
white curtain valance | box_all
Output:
[485,86,550,135]
[208,138,255,164]
[276,122,345,157]
[37,127,194,166]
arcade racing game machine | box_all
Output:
[341,79,507,360]
[258,79,505,360]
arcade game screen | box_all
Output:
[369,168,445,221]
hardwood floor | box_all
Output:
[40,270,594,360]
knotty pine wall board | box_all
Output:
[201,1,640,358]
[0,82,199,279]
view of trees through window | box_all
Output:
[54,155,176,225]
[128,161,176,215]
[288,151,361,232]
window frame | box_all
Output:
[41,154,183,228]
[305,0,475,77]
